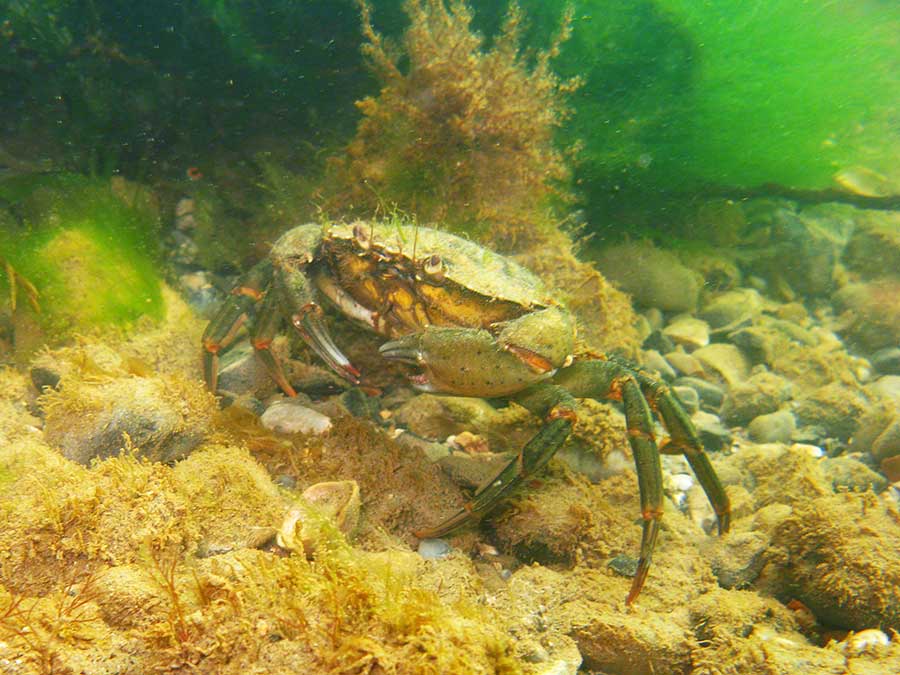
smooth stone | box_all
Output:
[665,351,707,378]
[672,385,700,415]
[871,348,900,376]
[838,629,891,656]
[261,399,333,435]
[642,349,676,381]
[662,316,710,350]
[417,538,452,560]
[217,340,280,399]
[643,307,664,332]
[675,377,726,410]
[693,344,751,386]
[748,409,796,444]
[870,375,900,408]
[692,410,731,451]
[700,288,764,330]
[872,421,900,462]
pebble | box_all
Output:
[642,349,676,381]
[700,288,764,330]
[675,377,726,410]
[665,351,706,378]
[692,410,731,451]
[261,400,333,435]
[870,375,900,407]
[748,409,796,444]
[417,538,452,560]
[721,372,793,427]
[792,443,825,458]
[693,344,751,386]
[643,307,664,332]
[871,347,900,376]
[179,270,219,315]
[593,241,701,312]
[662,315,710,350]
[643,330,675,354]
[822,456,888,493]
[839,629,890,655]
[672,385,699,415]
[174,196,196,230]
[670,473,694,492]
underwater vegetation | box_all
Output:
[0,173,163,350]
[325,0,580,245]
[0,0,371,172]
[475,0,900,227]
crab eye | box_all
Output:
[352,224,371,250]
[422,253,444,281]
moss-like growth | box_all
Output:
[0,173,163,347]
[327,0,578,244]
[772,493,900,632]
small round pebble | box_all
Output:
[417,538,452,560]
[261,400,332,435]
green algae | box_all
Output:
[0,173,164,341]
[493,0,898,199]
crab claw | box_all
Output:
[379,334,435,392]
[291,304,361,385]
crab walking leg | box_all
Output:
[202,261,273,393]
[415,384,577,538]
[249,286,297,397]
[631,367,731,534]
[554,360,664,604]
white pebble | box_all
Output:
[791,443,825,458]
[417,538,452,560]
[261,401,332,435]
[841,629,889,654]
[670,473,694,492]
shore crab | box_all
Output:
[202,221,731,603]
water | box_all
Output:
[1,2,899,674]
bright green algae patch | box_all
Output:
[504,0,899,191]
[0,173,164,338]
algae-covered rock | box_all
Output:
[0,437,200,595]
[173,444,289,554]
[833,278,900,353]
[720,371,793,427]
[40,372,217,465]
[0,173,164,350]
[770,492,900,632]
[593,241,702,312]
[842,211,900,281]
[794,382,869,441]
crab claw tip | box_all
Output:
[379,337,423,365]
